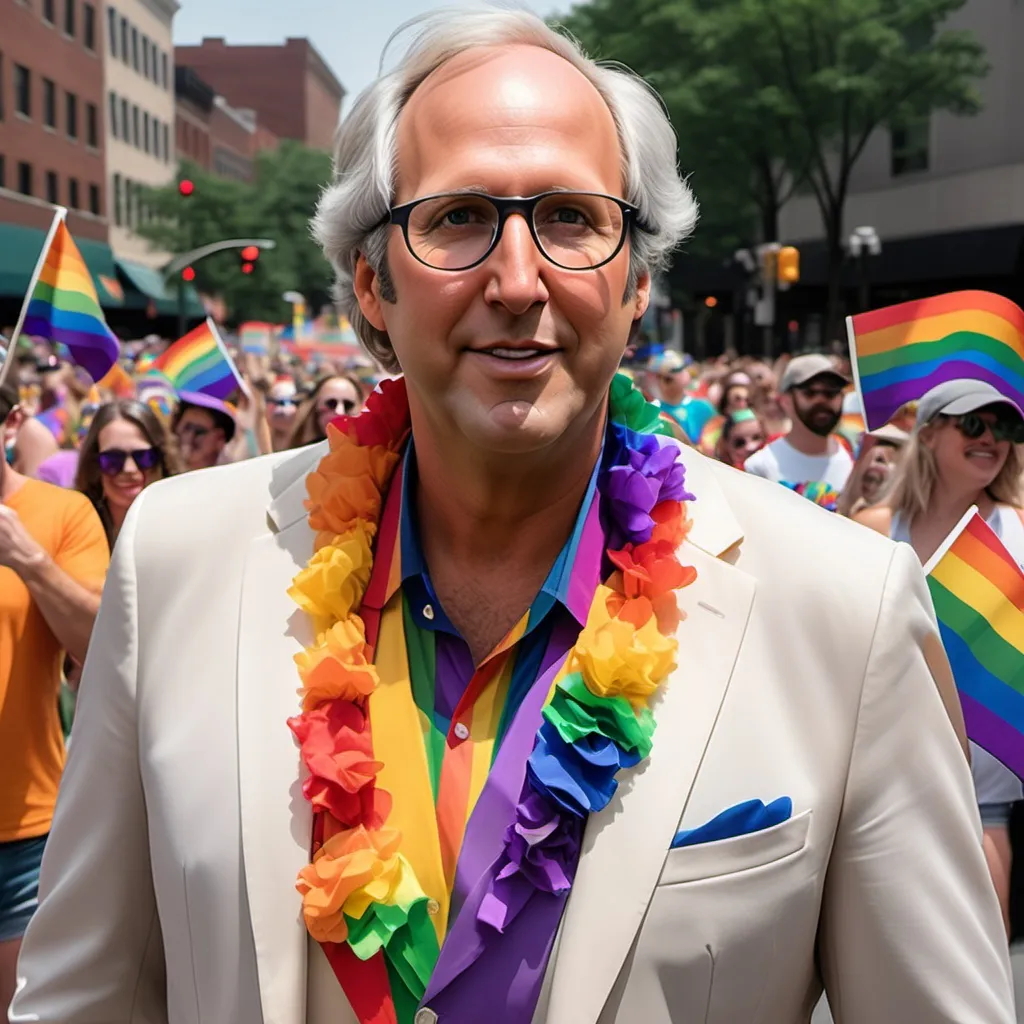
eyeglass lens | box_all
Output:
[404,193,626,271]
[97,447,161,475]
[956,413,1024,444]
[321,397,356,414]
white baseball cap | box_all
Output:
[915,380,1024,426]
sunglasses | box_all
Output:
[97,447,162,476]
[730,434,764,449]
[319,397,357,415]
[949,412,1024,445]
[176,424,210,441]
[268,397,298,409]
[794,384,843,401]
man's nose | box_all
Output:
[484,213,549,314]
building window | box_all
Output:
[113,172,122,225]
[43,0,55,23]
[107,6,116,56]
[131,26,138,71]
[17,161,33,196]
[891,116,930,177]
[162,122,169,162]
[14,65,31,118]
[108,91,117,138]
[45,170,58,203]
[66,91,77,139]
[132,104,139,147]
[142,36,149,79]
[64,0,75,38]
[68,177,79,209]
[120,16,128,64]
[83,3,95,51]
[143,110,150,153]
[152,118,160,159]
[88,182,99,215]
[43,78,56,128]
[86,101,97,147]
[161,52,168,90]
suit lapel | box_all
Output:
[237,446,325,1024]
[544,451,756,1024]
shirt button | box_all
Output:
[422,604,435,621]
[453,722,470,741]
[415,1009,438,1024]
[426,898,440,916]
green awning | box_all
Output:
[116,258,205,318]
[0,222,124,307]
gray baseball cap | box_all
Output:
[779,354,848,393]
[915,380,1024,426]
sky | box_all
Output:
[174,0,570,113]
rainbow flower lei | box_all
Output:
[286,373,697,1010]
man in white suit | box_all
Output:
[11,9,1015,1024]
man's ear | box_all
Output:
[632,268,652,322]
[354,253,388,332]
[4,406,26,433]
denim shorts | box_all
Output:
[0,834,47,942]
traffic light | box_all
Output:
[239,244,260,275]
[181,266,196,282]
[178,179,194,198]
[777,246,800,286]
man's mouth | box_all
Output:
[482,347,550,361]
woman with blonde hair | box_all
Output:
[856,379,1024,935]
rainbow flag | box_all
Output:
[239,321,273,355]
[153,318,242,400]
[925,509,1024,779]
[17,212,119,382]
[848,290,1024,431]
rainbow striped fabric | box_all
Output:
[925,509,1024,779]
[359,447,604,895]
[22,218,119,382]
[239,321,273,355]
[848,290,1024,431]
[153,319,242,400]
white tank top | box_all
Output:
[890,505,1024,807]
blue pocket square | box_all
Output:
[671,796,793,849]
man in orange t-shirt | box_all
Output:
[0,383,108,1011]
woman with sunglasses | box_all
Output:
[289,375,366,448]
[75,401,181,548]
[856,379,1024,936]
[715,408,767,469]
[264,377,301,452]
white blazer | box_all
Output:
[11,441,1015,1024]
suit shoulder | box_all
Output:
[128,444,324,549]
[703,455,899,577]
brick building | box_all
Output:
[0,0,109,241]
[173,37,344,152]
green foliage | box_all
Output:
[137,140,335,323]
[559,0,988,332]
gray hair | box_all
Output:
[312,6,698,372]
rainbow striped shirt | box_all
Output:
[361,444,605,910]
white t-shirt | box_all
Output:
[743,437,854,492]
[891,505,1024,808]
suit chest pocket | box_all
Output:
[657,808,812,886]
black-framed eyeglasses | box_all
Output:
[386,190,647,272]
[794,384,843,402]
[946,412,1024,445]
[97,447,162,476]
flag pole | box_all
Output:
[923,505,979,576]
[845,314,871,431]
[0,206,67,388]
[208,317,244,393]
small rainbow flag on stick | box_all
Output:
[154,318,243,400]
[848,290,1024,431]
[0,208,119,386]
[924,508,1024,779]
[239,321,273,355]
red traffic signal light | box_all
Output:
[239,245,260,262]
[178,179,194,197]
[181,266,196,282]
[241,262,254,275]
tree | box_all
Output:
[559,0,988,339]
[138,141,336,324]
